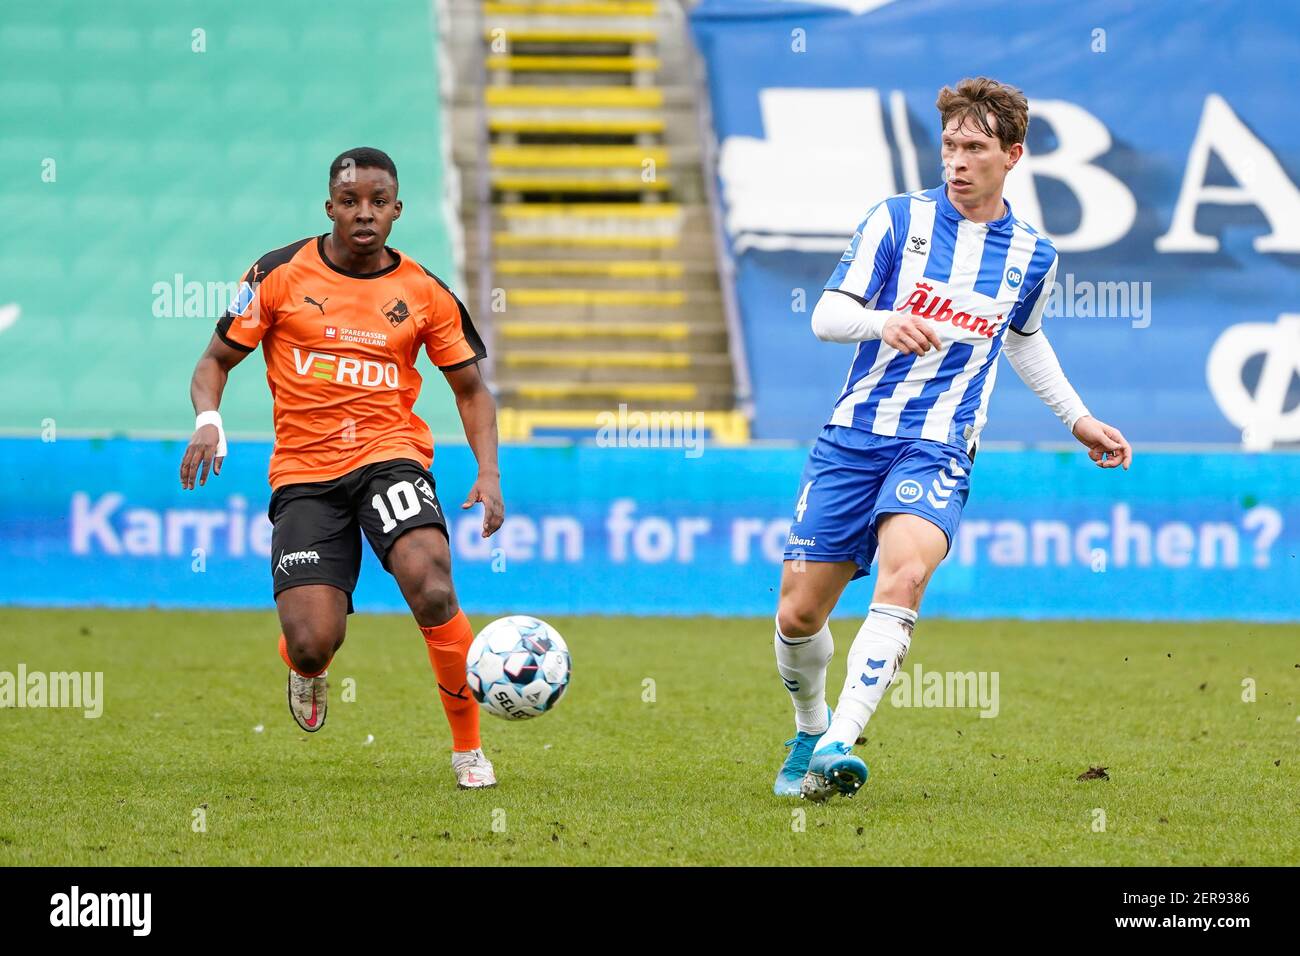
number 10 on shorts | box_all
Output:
[372,480,422,533]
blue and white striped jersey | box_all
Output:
[823,184,1058,453]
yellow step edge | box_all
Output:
[485,86,664,107]
[483,3,659,16]
[498,203,679,218]
[493,233,678,249]
[510,383,698,400]
[486,55,660,73]
[490,145,668,168]
[503,351,691,368]
[499,321,690,339]
[498,408,750,443]
[489,117,665,134]
[495,259,684,277]
[507,289,686,306]
[492,176,671,192]
[484,29,659,43]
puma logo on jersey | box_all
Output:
[305,295,328,314]
[414,476,438,509]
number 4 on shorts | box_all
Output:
[795,480,813,523]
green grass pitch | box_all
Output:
[1,608,1296,866]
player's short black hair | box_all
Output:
[329,147,398,190]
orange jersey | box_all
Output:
[215,236,485,489]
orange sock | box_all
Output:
[278,633,328,679]
[421,611,480,752]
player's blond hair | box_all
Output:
[936,77,1029,150]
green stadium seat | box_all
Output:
[300,25,369,56]
[225,25,295,55]
[221,80,294,115]
[0,25,66,54]
[71,195,141,224]
[375,27,433,59]
[13,311,66,357]
[144,139,219,170]
[61,308,119,341]
[222,148,301,182]
[144,26,189,54]
[69,139,146,170]
[144,81,214,114]
[70,81,143,115]
[70,369,147,423]
[4,254,66,284]
[0,373,65,425]
[71,26,143,55]
[0,139,69,186]
[147,197,223,227]
[0,81,64,115]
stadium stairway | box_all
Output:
[443,0,749,443]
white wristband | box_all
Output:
[195,410,228,457]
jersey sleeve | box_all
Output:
[824,200,896,303]
[1008,251,1058,336]
[215,259,283,352]
[422,274,487,371]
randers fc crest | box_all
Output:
[381,298,409,327]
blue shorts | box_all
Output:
[783,425,973,579]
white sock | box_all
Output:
[817,603,916,751]
[774,620,833,735]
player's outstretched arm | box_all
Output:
[445,362,504,538]
[180,333,249,490]
[1003,327,1132,470]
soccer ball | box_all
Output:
[466,616,570,720]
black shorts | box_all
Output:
[268,458,448,613]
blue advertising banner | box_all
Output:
[1,438,1296,621]
[689,0,1300,444]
